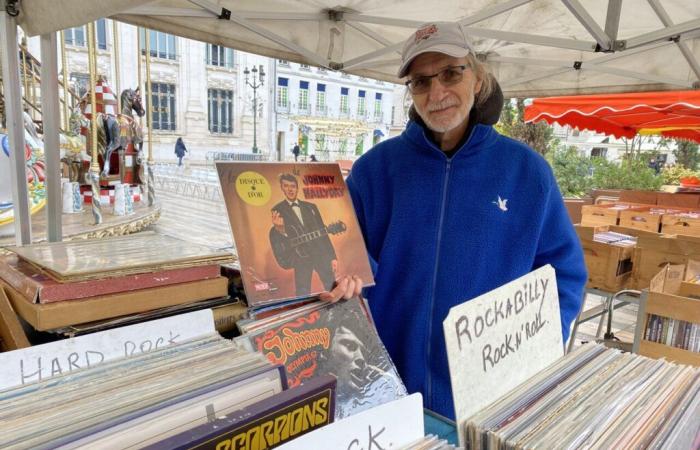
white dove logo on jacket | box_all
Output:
[493,196,508,212]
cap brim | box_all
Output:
[397,44,471,78]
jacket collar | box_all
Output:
[403,118,494,159]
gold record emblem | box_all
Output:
[235,171,271,206]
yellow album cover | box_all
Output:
[217,162,374,306]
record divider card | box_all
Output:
[443,264,564,447]
[0,309,216,391]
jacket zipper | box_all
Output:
[425,158,451,410]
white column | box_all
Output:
[40,32,62,242]
[0,12,31,245]
[182,40,207,147]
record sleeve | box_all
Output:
[216,162,374,306]
[236,297,406,419]
[9,232,233,282]
[146,375,336,450]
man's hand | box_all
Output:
[331,259,338,275]
[319,275,362,303]
[271,210,285,234]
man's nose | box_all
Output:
[427,77,448,101]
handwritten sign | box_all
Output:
[277,394,424,450]
[443,265,563,446]
[0,309,215,391]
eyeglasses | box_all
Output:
[405,65,469,94]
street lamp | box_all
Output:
[243,64,265,154]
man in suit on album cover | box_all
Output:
[269,173,337,296]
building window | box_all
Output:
[206,44,234,68]
[299,80,310,112]
[150,82,176,131]
[340,87,349,115]
[357,90,366,117]
[69,72,90,98]
[591,147,607,158]
[278,59,290,66]
[208,88,233,134]
[339,138,348,155]
[316,83,326,113]
[374,93,383,120]
[300,64,311,70]
[64,19,107,50]
[277,77,289,109]
[140,29,177,60]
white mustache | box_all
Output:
[427,99,459,112]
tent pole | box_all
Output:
[0,11,31,245]
[39,32,63,242]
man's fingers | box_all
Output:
[319,276,362,303]
[319,276,349,303]
[352,276,363,297]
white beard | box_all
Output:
[417,96,473,133]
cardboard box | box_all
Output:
[631,234,700,290]
[618,189,658,205]
[564,197,593,225]
[679,259,700,298]
[575,225,635,292]
[635,265,700,366]
[619,207,687,233]
[1,276,228,331]
[661,211,700,237]
[581,204,646,227]
[656,192,700,209]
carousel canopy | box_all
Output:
[15,0,700,97]
[524,90,700,143]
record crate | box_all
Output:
[580,203,649,227]
[634,265,700,367]
[619,206,688,233]
[575,225,635,292]
[661,210,700,237]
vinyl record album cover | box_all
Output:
[237,298,406,419]
[216,162,374,306]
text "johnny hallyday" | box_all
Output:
[453,277,551,372]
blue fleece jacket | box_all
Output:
[346,120,587,419]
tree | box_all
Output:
[673,139,700,170]
[498,98,558,156]
[545,146,593,197]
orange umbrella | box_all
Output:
[524,90,700,144]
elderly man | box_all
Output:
[327,22,586,419]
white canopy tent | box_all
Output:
[3,0,700,244]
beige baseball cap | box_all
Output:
[397,22,472,78]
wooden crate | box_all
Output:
[581,204,647,227]
[635,290,700,366]
[619,207,687,233]
[575,225,635,292]
[661,212,700,237]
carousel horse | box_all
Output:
[79,78,145,180]
[0,129,47,226]
[59,108,91,182]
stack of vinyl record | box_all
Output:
[0,333,286,449]
[0,232,233,332]
[464,344,700,449]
